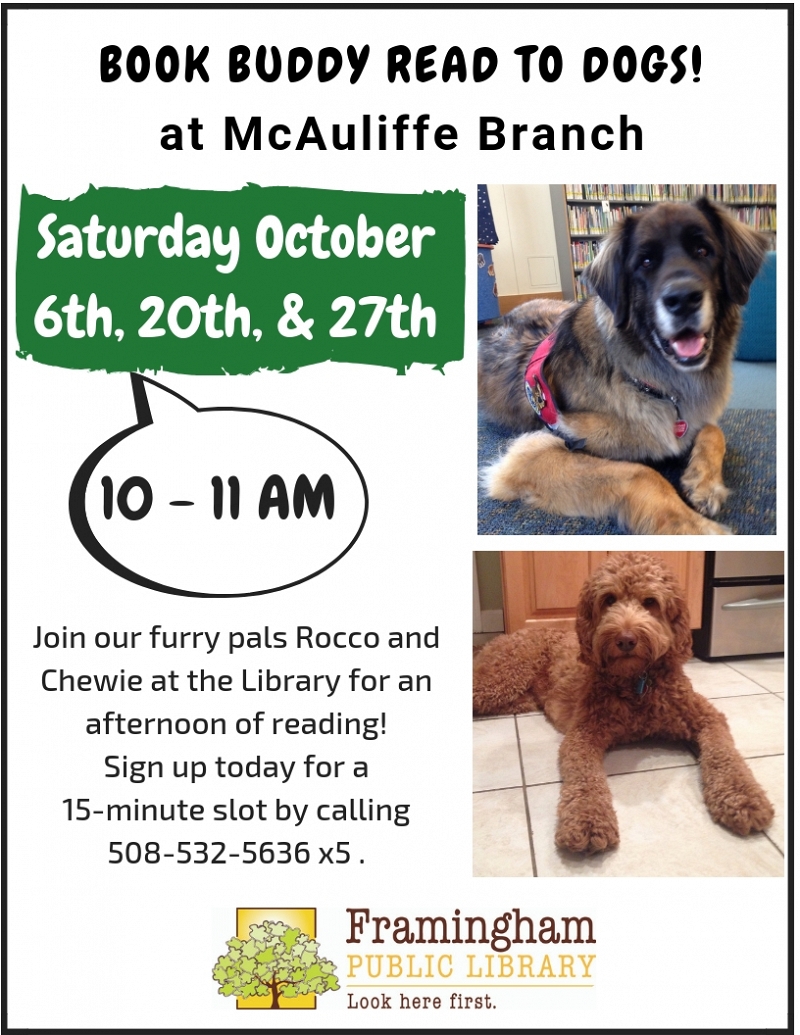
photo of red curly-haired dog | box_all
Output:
[479,198,768,534]
[473,554,776,861]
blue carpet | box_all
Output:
[478,409,776,536]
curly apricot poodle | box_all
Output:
[473,553,774,854]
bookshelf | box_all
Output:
[561,185,777,301]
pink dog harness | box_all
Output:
[524,331,560,430]
[525,331,688,441]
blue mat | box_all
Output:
[478,409,776,536]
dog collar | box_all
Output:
[524,331,560,430]
[626,375,688,438]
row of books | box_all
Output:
[567,205,647,235]
[565,184,777,204]
[729,207,778,231]
[568,203,776,237]
[570,238,603,269]
[714,185,777,205]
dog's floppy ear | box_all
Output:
[574,574,598,665]
[694,196,768,305]
[665,582,694,661]
[582,215,637,328]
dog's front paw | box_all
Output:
[695,516,733,535]
[680,471,730,519]
[555,807,620,854]
[660,510,732,535]
[706,783,775,836]
[674,515,732,535]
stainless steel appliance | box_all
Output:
[693,552,784,659]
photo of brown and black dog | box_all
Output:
[479,198,768,534]
[473,553,774,854]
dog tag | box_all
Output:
[673,420,688,438]
[635,674,648,696]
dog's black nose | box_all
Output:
[662,284,704,318]
[616,634,637,653]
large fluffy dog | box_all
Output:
[473,553,774,854]
[479,199,768,534]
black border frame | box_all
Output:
[1,4,793,1033]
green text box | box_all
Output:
[17,184,465,375]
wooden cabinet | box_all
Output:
[501,551,704,634]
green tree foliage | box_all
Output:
[212,920,339,1008]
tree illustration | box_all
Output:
[212,920,339,1008]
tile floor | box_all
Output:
[473,656,785,877]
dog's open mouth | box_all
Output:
[661,330,709,366]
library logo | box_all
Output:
[212,908,339,1010]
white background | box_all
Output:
[6,5,789,1030]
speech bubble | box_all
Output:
[69,375,369,596]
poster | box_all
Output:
[4,4,790,1031]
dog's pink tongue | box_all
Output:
[670,334,706,358]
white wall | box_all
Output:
[486,183,562,298]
